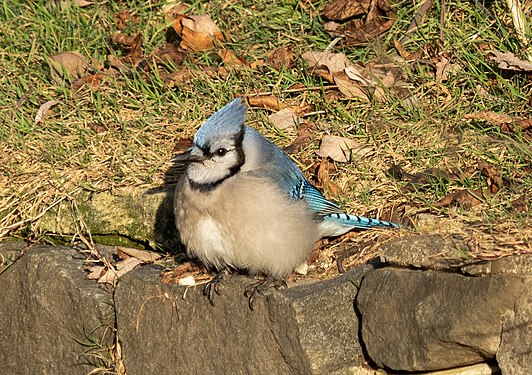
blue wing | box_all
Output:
[245,127,398,233]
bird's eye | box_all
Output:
[215,148,227,156]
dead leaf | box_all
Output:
[161,261,209,285]
[266,47,296,69]
[35,100,60,124]
[317,135,373,162]
[87,122,107,133]
[218,49,247,66]
[302,51,349,75]
[114,11,139,30]
[162,0,190,22]
[435,57,461,82]
[49,51,89,81]
[152,43,187,66]
[387,166,461,193]
[174,14,225,52]
[111,33,142,58]
[344,64,376,85]
[98,257,143,283]
[74,0,93,7]
[283,121,317,154]
[86,265,106,280]
[247,95,285,111]
[324,0,371,21]
[160,66,197,86]
[323,0,396,47]
[477,161,506,193]
[116,246,162,263]
[268,108,299,131]
[433,189,486,209]
[463,111,532,133]
[74,73,109,90]
[333,72,369,100]
[487,50,532,72]
[173,138,194,154]
[315,158,344,196]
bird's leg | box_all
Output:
[203,271,227,306]
[243,276,287,310]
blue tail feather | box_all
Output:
[325,213,398,230]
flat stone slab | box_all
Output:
[0,245,114,375]
[356,267,531,373]
[114,264,372,375]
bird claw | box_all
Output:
[203,273,224,306]
[244,277,287,310]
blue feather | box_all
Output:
[195,98,247,149]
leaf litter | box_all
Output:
[2,0,531,281]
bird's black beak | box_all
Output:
[171,146,205,163]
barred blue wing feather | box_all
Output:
[324,212,398,229]
[290,178,344,215]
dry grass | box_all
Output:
[0,0,531,264]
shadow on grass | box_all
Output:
[146,162,186,253]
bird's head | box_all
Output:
[172,98,247,188]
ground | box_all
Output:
[0,0,531,270]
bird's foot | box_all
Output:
[243,277,287,310]
[203,273,225,306]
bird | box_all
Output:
[173,98,398,306]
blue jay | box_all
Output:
[173,98,397,303]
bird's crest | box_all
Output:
[194,98,247,149]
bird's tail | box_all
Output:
[320,213,398,237]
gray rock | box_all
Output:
[114,265,371,375]
[0,239,27,273]
[497,275,532,375]
[461,254,532,276]
[356,267,528,372]
[378,234,473,270]
[0,245,115,375]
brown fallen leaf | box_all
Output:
[268,108,299,131]
[98,257,143,283]
[324,0,370,21]
[315,158,344,197]
[86,265,106,280]
[111,32,142,58]
[35,100,60,124]
[433,189,486,209]
[74,73,109,90]
[247,95,285,111]
[174,14,225,52]
[323,0,396,46]
[302,50,349,76]
[317,135,373,162]
[386,165,461,193]
[49,51,89,81]
[152,43,187,66]
[218,49,247,66]
[266,47,296,69]
[477,161,506,193]
[283,121,317,154]
[487,50,532,72]
[162,1,190,22]
[74,0,93,7]
[114,10,139,30]
[463,111,532,133]
[173,138,194,154]
[116,246,162,263]
[87,122,107,133]
[333,71,369,100]
[435,57,461,82]
[161,261,210,285]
